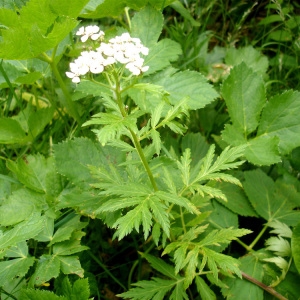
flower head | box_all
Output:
[76,25,105,42]
[67,27,149,83]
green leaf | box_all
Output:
[221,62,266,135]
[0,213,45,253]
[154,69,219,110]
[29,254,60,286]
[0,257,35,287]
[75,80,112,98]
[141,253,178,280]
[53,232,89,256]
[257,90,300,154]
[131,5,164,47]
[291,222,300,273]
[243,169,300,225]
[80,0,126,18]
[48,215,86,246]
[5,241,28,258]
[222,254,264,300]
[20,289,67,300]
[268,220,292,238]
[195,276,216,300]
[144,39,182,75]
[0,118,27,144]
[265,236,291,256]
[58,256,84,277]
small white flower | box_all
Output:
[76,25,105,42]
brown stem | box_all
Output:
[241,271,288,300]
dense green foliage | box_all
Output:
[0,0,300,299]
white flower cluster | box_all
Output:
[66,26,149,83]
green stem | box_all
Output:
[235,238,253,252]
[114,73,158,191]
[248,223,268,250]
[39,52,81,123]
[88,251,127,291]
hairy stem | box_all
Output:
[242,271,288,300]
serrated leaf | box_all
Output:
[6,154,54,193]
[58,256,84,277]
[221,62,266,135]
[243,169,300,225]
[5,241,28,258]
[257,90,300,154]
[0,257,35,287]
[268,220,292,238]
[144,39,182,75]
[154,69,218,110]
[263,257,288,270]
[29,254,60,286]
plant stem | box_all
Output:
[241,271,288,300]
[248,223,268,250]
[39,52,81,123]
[88,251,127,291]
[114,73,158,191]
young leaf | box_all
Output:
[265,236,291,257]
[268,220,292,238]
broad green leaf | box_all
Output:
[131,5,164,47]
[195,276,216,300]
[221,62,266,135]
[0,257,35,287]
[35,216,54,242]
[0,213,45,252]
[20,289,67,300]
[58,256,84,277]
[257,90,300,154]
[154,69,219,110]
[243,169,300,225]
[225,46,269,76]
[75,80,112,98]
[144,39,182,75]
[0,118,27,144]
[29,254,60,286]
[291,222,300,273]
[222,254,264,300]
[80,0,126,18]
